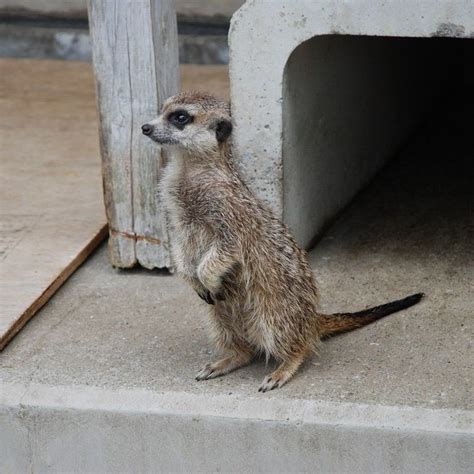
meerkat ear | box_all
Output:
[214,119,233,143]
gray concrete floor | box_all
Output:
[1,100,472,412]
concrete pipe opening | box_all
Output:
[282,35,473,249]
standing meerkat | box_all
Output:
[142,91,423,392]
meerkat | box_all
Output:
[142,91,423,392]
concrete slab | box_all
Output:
[1,100,472,471]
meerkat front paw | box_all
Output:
[196,288,215,305]
[204,284,225,303]
[197,271,226,303]
[188,277,223,305]
[195,287,225,304]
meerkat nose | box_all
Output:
[141,124,152,135]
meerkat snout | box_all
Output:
[141,124,152,135]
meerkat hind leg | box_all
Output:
[259,351,306,393]
[196,350,253,381]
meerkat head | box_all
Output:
[142,91,232,155]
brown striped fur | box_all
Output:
[142,91,423,392]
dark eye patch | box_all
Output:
[167,109,192,129]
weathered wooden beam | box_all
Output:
[88,0,179,268]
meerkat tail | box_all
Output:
[319,293,424,339]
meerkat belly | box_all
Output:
[178,225,211,275]
[161,192,205,275]
[167,207,212,277]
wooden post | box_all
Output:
[88,0,179,269]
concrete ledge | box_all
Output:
[2,382,472,473]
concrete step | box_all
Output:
[2,380,471,473]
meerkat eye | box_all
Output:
[176,113,188,124]
[168,110,191,129]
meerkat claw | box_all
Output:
[259,375,281,393]
[197,289,215,305]
[195,363,215,380]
